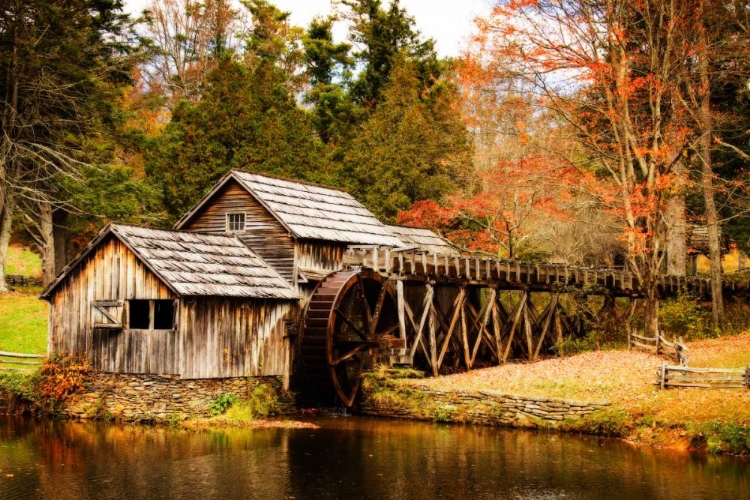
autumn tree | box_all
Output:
[464,0,716,336]
[140,0,246,107]
[672,0,750,329]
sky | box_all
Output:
[123,0,493,58]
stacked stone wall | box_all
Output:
[63,374,293,422]
[361,383,610,427]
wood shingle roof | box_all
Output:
[385,225,460,256]
[176,171,405,247]
[41,224,298,300]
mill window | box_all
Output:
[128,300,176,330]
[227,213,246,231]
[128,300,151,329]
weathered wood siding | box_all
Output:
[48,236,177,373]
[92,329,178,374]
[294,240,347,302]
[180,180,296,282]
[48,235,293,379]
[179,298,292,379]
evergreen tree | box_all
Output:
[146,59,330,220]
[340,0,440,108]
[302,16,356,145]
[344,58,471,222]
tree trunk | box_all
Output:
[0,201,13,293]
[53,209,68,274]
[643,296,660,340]
[38,201,56,286]
[698,15,724,331]
[665,161,687,276]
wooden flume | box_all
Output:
[300,245,750,407]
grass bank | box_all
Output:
[1,243,46,357]
[367,333,750,456]
[5,245,42,277]
[0,290,47,355]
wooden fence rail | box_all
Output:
[630,332,689,365]
[0,351,43,372]
[657,363,750,389]
[3,275,43,287]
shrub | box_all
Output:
[0,371,40,413]
[209,393,239,416]
[37,353,90,412]
[659,292,713,340]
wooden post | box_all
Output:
[523,300,533,361]
[429,295,438,377]
[745,363,750,389]
[437,288,467,369]
[659,363,667,390]
[554,308,563,357]
[533,294,557,360]
[408,283,434,360]
[460,306,471,368]
[396,280,407,354]
[491,295,503,364]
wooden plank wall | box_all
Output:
[48,237,176,372]
[179,298,292,379]
[295,240,347,299]
[180,180,296,282]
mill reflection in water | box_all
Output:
[0,417,747,500]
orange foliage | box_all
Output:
[38,353,90,405]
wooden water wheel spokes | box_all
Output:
[301,270,399,408]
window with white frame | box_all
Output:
[227,213,246,231]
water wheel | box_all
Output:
[299,270,401,408]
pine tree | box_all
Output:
[344,58,471,222]
[146,59,330,220]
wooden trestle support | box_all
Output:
[299,246,728,407]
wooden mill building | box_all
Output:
[45,169,700,406]
[41,171,448,389]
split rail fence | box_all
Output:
[657,363,750,389]
[630,331,689,365]
[0,351,43,372]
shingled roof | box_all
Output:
[41,224,298,300]
[175,171,405,247]
[385,225,460,256]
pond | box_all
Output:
[0,417,747,499]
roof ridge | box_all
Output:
[111,222,240,239]
[231,169,351,195]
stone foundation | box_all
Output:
[63,373,294,422]
[361,382,611,427]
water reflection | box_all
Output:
[0,417,747,499]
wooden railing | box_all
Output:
[345,246,642,294]
[657,363,750,389]
[344,246,721,297]
[0,351,43,372]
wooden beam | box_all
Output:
[436,288,467,369]
[408,284,434,359]
[502,292,527,363]
[533,294,558,360]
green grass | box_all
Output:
[0,293,47,355]
[6,246,42,277]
